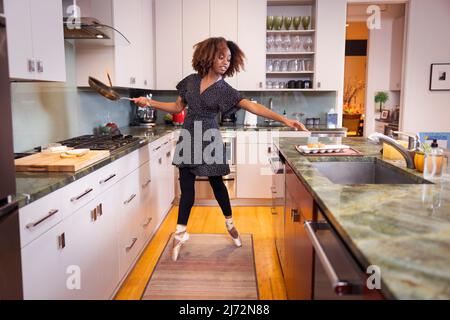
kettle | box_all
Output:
[244,99,258,126]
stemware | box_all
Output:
[274,16,283,30]
[266,35,275,51]
[292,35,301,51]
[302,16,311,30]
[293,16,301,30]
[267,16,274,30]
[283,16,292,30]
[274,34,283,51]
[282,35,291,51]
[303,37,313,52]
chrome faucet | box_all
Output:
[368,132,419,169]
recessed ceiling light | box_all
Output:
[96,34,104,39]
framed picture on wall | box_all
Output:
[380,110,390,120]
[430,63,450,91]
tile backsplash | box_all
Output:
[11,43,336,152]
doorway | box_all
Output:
[343,2,406,137]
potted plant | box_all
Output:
[375,91,389,113]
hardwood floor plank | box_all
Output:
[115,206,287,300]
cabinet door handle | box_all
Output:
[144,80,148,86]
[271,207,277,215]
[130,77,136,85]
[36,60,44,73]
[91,207,97,222]
[317,81,321,88]
[259,81,263,88]
[158,158,162,164]
[70,188,93,202]
[27,59,36,73]
[166,151,171,158]
[58,233,66,250]
[142,179,151,189]
[124,194,136,205]
[97,203,103,217]
[291,208,300,222]
[99,173,116,184]
[26,209,59,229]
[125,237,138,252]
[143,217,152,227]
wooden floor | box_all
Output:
[114,206,287,300]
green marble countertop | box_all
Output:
[275,137,450,300]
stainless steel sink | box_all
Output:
[311,159,432,184]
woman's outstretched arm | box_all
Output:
[131,96,186,114]
[238,99,308,131]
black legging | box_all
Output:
[178,167,232,225]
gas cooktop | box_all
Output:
[14,134,141,160]
[57,134,141,153]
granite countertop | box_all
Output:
[276,137,450,300]
[14,126,179,209]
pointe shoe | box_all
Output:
[171,231,189,261]
[226,221,242,247]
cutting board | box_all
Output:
[15,150,110,172]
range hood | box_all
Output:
[63,16,130,45]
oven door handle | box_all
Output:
[304,220,360,296]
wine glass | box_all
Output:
[267,16,274,30]
[283,16,292,30]
[303,37,313,52]
[302,16,311,30]
[274,16,283,30]
[266,35,275,51]
[292,35,301,51]
[274,34,283,51]
[293,16,301,30]
[282,35,291,52]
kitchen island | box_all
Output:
[275,137,450,299]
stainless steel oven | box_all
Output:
[304,210,383,300]
[175,132,236,202]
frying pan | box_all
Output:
[88,74,133,101]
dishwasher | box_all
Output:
[304,210,383,300]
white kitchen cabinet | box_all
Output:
[4,0,65,81]
[210,0,238,88]
[182,0,209,77]
[155,0,183,90]
[314,0,347,91]
[390,16,404,91]
[138,161,155,242]
[21,222,68,299]
[236,132,273,199]
[237,0,266,90]
[75,0,153,89]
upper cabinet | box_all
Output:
[314,0,347,91]
[237,0,266,90]
[4,0,66,81]
[74,0,154,89]
[155,0,182,90]
[154,0,264,91]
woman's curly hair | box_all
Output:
[192,37,245,78]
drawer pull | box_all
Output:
[143,217,152,227]
[70,188,93,202]
[99,174,116,184]
[153,146,161,152]
[91,207,97,222]
[142,179,151,189]
[126,237,138,252]
[97,203,103,217]
[26,209,59,229]
[158,158,162,164]
[58,233,66,250]
[124,194,136,205]
[166,151,171,158]
[271,208,277,215]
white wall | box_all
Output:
[401,0,450,133]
